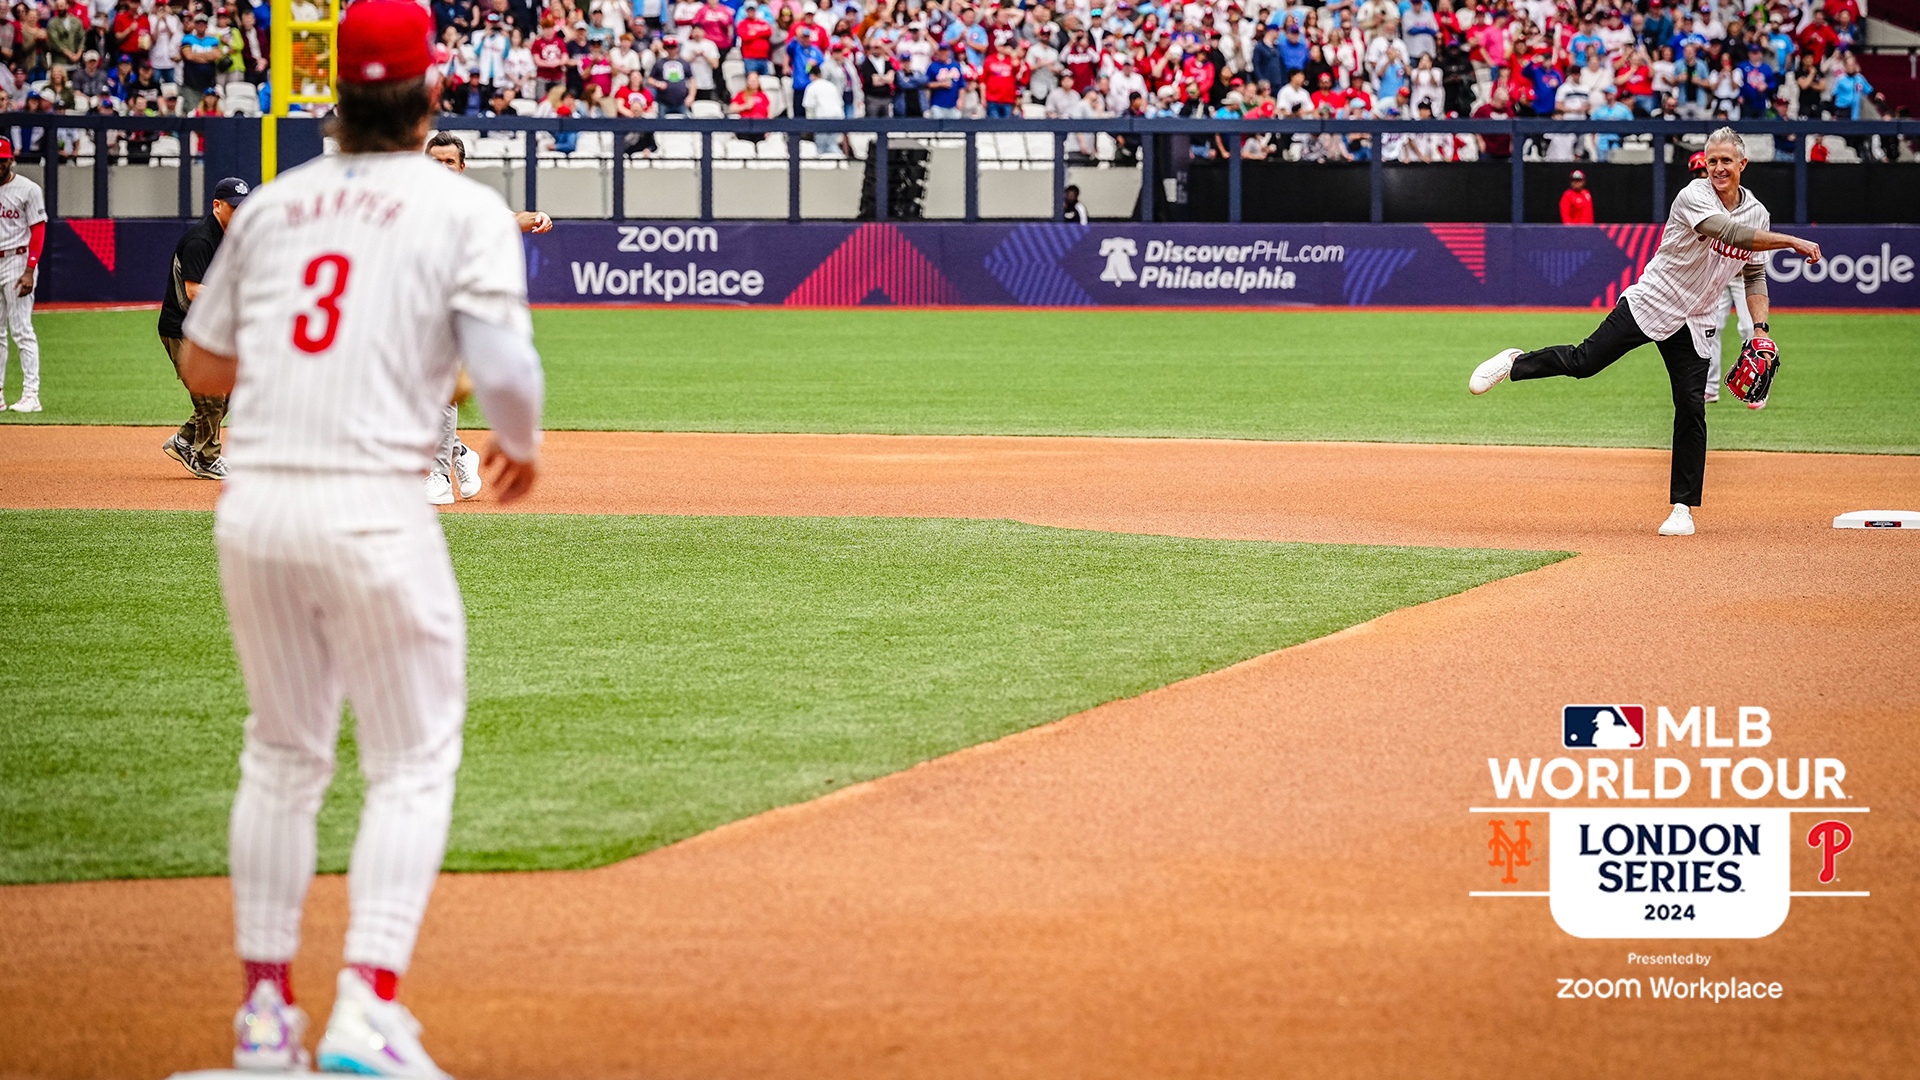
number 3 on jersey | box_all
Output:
[293,254,351,354]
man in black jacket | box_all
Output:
[157,176,248,479]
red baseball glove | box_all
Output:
[1726,334,1778,408]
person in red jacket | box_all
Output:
[737,7,774,75]
[981,40,1025,118]
[1559,169,1594,224]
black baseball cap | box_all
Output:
[212,176,251,205]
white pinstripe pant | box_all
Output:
[216,472,466,973]
[0,253,38,399]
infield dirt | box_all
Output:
[2,426,1916,1079]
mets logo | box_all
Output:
[1487,819,1534,884]
[1562,704,1644,749]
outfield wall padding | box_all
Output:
[47,220,1920,309]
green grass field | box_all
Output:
[0,510,1564,884]
[11,308,1917,453]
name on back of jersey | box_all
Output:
[283,189,407,230]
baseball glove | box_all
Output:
[1726,334,1778,408]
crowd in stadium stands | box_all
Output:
[0,0,1907,164]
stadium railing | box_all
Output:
[6,112,1913,226]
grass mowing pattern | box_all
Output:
[0,509,1565,883]
[14,308,1917,453]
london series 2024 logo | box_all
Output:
[1473,705,1866,939]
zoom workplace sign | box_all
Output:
[505,223,1920,308]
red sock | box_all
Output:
[242,960,293,1004]
[350,963,399,1002]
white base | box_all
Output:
[1833,510,1920,529]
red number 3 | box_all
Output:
[293,254,351,354]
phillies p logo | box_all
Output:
[1807,820,1853,884]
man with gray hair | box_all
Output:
[1467,127,1823,537]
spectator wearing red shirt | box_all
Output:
[695,0,735,54]
[1310,71,1342,111]
[1797,11,1839,67]
[728,71,770,141]
[737,9,774,75]
[793,18,829,54]
[1559,170,1594,224]
[532,23,568,98]
[981,41,1025,118]
[113,4,152,68]
[581,39,613,95]
[1061,30,1097,91]
[1473,87,1512,159]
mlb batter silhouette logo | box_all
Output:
[1563,705,1646,749]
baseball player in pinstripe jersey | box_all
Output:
[1688,150,1755,405]
[177,3,544,1073]
[0,137,46,413]
[421,130,551,506]
[1468,127,1823,536]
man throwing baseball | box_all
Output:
[0,136,46,413]
[1467,127,1820,536]
[178,2,544,1073]
[421,130,551,505]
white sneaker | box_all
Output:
[423,472,455,506]
[1658,503,1695,536]
[451,445,482,500]
[315,969,450,1078]
[1703,388,1720,404]
[1470,349,1521,395]
[234,979,311,1072]
[9,395,40,412]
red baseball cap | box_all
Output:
[0,137,13,160]
[338,0,434,85]
[1688,150,1707,170]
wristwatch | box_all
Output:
[1754,321,1770,332]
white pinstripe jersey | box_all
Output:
[1624,179,1769,355]
[0,172,47,250]
[184,151,528,477]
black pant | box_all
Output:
[1512,299,1709,507]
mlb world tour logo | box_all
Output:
[1473,706,1867,939]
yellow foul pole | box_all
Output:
[262,0,338,181]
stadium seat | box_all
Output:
[723,134,758,159]
[690,100,724,119]
[758,132,789,159]
[721,58,745,94]
[656,130,700,159]
[510,99,537,117]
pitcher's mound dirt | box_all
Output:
[1,427,1916,1080]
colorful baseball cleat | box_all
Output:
[315,968,450,1078]
[451,445,482,500]
[163,433,201,476]
[234,978,312,1072]
[1658,503,1695,536]
[1469,349,1521,395]
[422,472,455,506]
